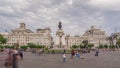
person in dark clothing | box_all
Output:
[71,49,75,59]
[95,48,99,56]
[63,49,66,54]
[18,49,23,60]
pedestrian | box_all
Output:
[18,49,23,60]
[63,49,66,54]
[76,51,80,58]
[12,49,20,68]
[4,48,13,68]
[95,48,99,56]
[71,49,75,59]
[63,53,66,62]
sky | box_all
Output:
[0,0,120,37]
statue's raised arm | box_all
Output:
[58,21,62,29]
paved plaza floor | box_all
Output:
[0,51,120,68]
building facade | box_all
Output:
[0,23,110,48]
[0,23,52,47]
[66,25,109,47]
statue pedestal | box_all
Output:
[54,21,68,49]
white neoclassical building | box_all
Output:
[0,23,53,47]
[0,23,110,49]
[66,25,109,47]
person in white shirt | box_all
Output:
[63,53,66,62]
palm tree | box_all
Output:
[107,33,118,46]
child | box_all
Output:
[63,53,66,62]
[76,52,80,58]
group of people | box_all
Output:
[62,48,99,62]
[62,49,81,62]
[4,48,23,68]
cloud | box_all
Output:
[0,0,120,37]
[87,0,120,11]
[0,6,14,14]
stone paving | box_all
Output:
[0,51,120,68]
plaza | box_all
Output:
[0,51,120,68]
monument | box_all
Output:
[54,21,67,48]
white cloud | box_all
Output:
[0,0,120,37]
[87,0,120,11]
[67,0,73,5]
[0,6,14,14]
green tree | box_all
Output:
[27,43,36,48]
[0,34,7,44]
[109,45,115,51]
[36,45,43,49]
[4,45,11,48]
[79,44,84,49]
[9,46,15,49]
[72,45,78,49]
[104,44,108,49]
[0,45,4,49]
[82,40,88,48]
[20,46,28,51]
[99,44,104,49]
[88,44,94,49]
[116,39,120,47]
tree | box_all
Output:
[107,34,118,46]
[11,46,15,49]
[104,44,108,49]
[82,40,88,48]
[20,46,28,51]
[0,34,7,45]
[79,44,84,49]
[104,44,108,51]
[4,45,11,48]
[36,45,43,49]
[99,44,104,49]
[72,45,78,49]
[116,39,120,47]
[27,43,36,48]
[0,45,4,49]
[88,44,94,49]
